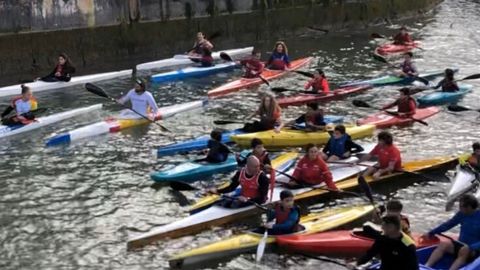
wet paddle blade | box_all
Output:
[220,52,233,62]
[294,70,315,78]
[307,26,329,34]
[358,175,375,205]
[259,75,270,87]
[169,181,199,191]
[414,76,430,86]
[460,73,480,81]
[271,87,294,93]
[256,230,268,263]
[371,52,389,64]
[85,83,110,99]
[447,104,472,112]
[370,33,386,39]
[352,99,372,108]
[213,120,244,125]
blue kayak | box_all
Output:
[417,84,472,106]
[157,115,344,157]
[151,62,237,83]
[151,150,250,183]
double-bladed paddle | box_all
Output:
[352,99,429,126]
[271,87,326,95]
[84,83,170,132]
[447,104,480,113]
[371,32,388,39]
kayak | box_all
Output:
[375,42,420,56]
[126,155,457,250]
[156,115,344,157]
[417,85,473,106]
[150,150,250,183]
[341,69,458,88]
[0,70,131,98]
[169,205,375,269]
[357,107,440,129]
[0,104,102,139]
[230,124,375,149]
[136,47,253,71]
[277,85,373,108]
[150,62,238,83]
[45,99,208,146]
[277,229,451,257]
[207,57,313,98]
[445,164,480,211]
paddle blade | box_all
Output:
[208,31,222,40]
[371,52,389,64]
[220,52,233,62]
[447,104,471,112]
[358,175,375,205]
[271,87,294,93]
[294,70,314,78]
[414,76,430,86]
[259,75,270,87]
[352,100,372,108]
[169,181,198,191]
[460,73,480,81]
[213,120,243,125]
[85,83,109,98]
[370,33,386,39]
[256,231,268,263]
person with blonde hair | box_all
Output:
[266,41,290,70]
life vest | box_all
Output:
[441,79,459,92]
[327,134,348,158]
[397,97,416,114]
[239,168,262,199]
[311,77,326,92]
[401,61,415,75]
[274,203,301,232]
[269,53,288,70]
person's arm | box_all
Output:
[204,40,214,50]
[433,79,444,89]
[118,90,131,104]
[266,208,276,222]
[263,153,272,166]
[428,212,462,236]
[251,173,269,204]
[284,55,290,66]
[357,239,381,265]
[146,93,159,115]
[409,63,419,76]
[407,99,416,115]
[322,139,331,155]
[452,81,460,91]
[1,105,14,118]
[272,208,299,231]
[304,79,314,90]
[346,137,364,154]
[217,171,241,193]
[405,33,413,43]
[318,159,337,190]
[291,160,303,181]
[382,99,398,110]
[236,152,250,166]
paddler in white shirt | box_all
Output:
[118,79,159,120]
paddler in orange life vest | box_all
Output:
[208,156,270,208]
[236,138,272,172]
[243,92,284,133]
[398,52,418,78]
[288,144,338,190]
[266,41,290,70]
[1,85,38,125]
[393,26,413,45]
[467,142,480,173]
[240,49,264,78]
[304,69,330,94]
[358,131,402,180]
[381,87,417,118]
[262,190,301,235]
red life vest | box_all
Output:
[239,168,261,199]
[397,97,416,115]
[274,203,300,232]
[255,151,268,168]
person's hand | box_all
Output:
[237,196,248,202]
[344,151,351,158]
[373,170,382,179]
[206,187,218,194]
[34,77,41,81]
[263,222,274,229]
[274,127,281,133]
[55,72,61,77]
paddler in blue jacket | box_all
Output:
[423,194,480,270]
[321,124,364,161]
[262,190,301,235]
[398,52,418,78]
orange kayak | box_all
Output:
[208,57,313,98]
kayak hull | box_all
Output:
[357,107,440,129]
[376,42,420,56]
[277,85,373,107]
[417,85,472,106]
[207,57,313,98]
[446,164,480,210]
[151,62,237,83]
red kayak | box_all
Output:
[277,85,372,107]
[277,230,453,257]
[357,107,440,129]
[207,57,313,98]
[375,42,420,56]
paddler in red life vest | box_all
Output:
[381,87,417,117]
[467,142,480,172]
[1,85,38,125]
[236,138,272,172]
[398,52,418,78]
[288,143,338,190]
[434,68,459,92]
[188,32,214,57]
[36,53,76,82]
[393,26,413,45]
[358,131,402,180]
[304,69,330,94]
[262,190,301,235]
[266,41,290,70]
[240,49,264,78]
[208,156,270,208]
[321,124,364,162]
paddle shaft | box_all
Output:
[354,100,428,126]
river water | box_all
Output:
[1,0,480,269]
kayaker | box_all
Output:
[236,138,272,171]
[358,131,402,180]
[433,68,459,92]
[118,78,159,120]
[290,103,327,131]
[398,52,418,78]
[262,190,301,235]
[199,129,231,163]
[266,41,290,70]
[467,142,480,172]
[321,124,364,161]
[381,87,417,117]
[36,53,76,82]
[208,156,269,208]
[240,49,264,78]
[188,32,214,56]
[393,26,413,45]
[422,194,480,270]
[386,200,412,236]
[304,69,330,94]
[243,92,283,133]
[1,85,38,125]
[288,143,337,189]
[347,215,418,270]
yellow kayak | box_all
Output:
[169,205,374,269]
[230,125,375,149]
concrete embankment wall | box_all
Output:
[0,0,442,86]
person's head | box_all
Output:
[273,41,288,55]
[58,53,72,67]
[404,52,413,61]
[279,190,295,209]
[252,49,261,59]
[210,129,223,142]
[333,124,346,139]
[134,78,146,93]
[306,102,319,113]
[20,84,32,100]
[400,26,407,34]
[459,194,479,214]
[473,142,480,156]
[399,87,410,97]
[251,138,265,155]
[377,131,393,146]
[445,68,455,81]
[386,200,404,215]
[246,155,261,174]
[305,143,319,160]
[260,92,278,115]
[196,32,205,42]
[314,69,325,79]
[381,215,402,237]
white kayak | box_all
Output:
[127,144,376,250]
[0,104,103,139]
[0,70,131,98]
[446,165,480,210]
[136,47,253,71]
[45,99,208,146]
[151,62,238,83]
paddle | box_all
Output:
[352,99,428,126]
[371,33,387,39]
[371,53,429,85]
[307,26,329,34]
[294,70,315,78]
[409,73,480,95]
[447,104,480,113]
[85,83,170,132]
[271,87,326,95]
